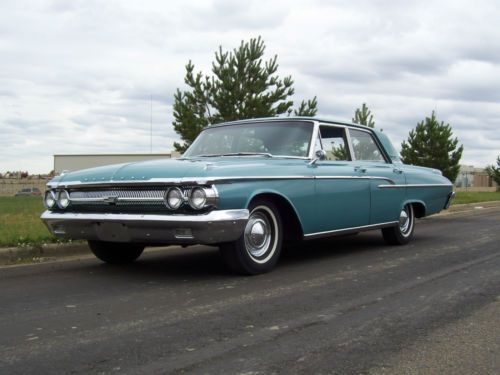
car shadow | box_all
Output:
[91,245,229,280]
[281,232,388,264]
[81,232,398,281]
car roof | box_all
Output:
[208,117,376,132]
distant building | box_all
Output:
[455,165,496,191]
[53,153,180,175]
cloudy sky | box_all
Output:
[1,0,499,173]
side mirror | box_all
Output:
[309,149,327,165]
[315,149,327,160]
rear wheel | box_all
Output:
[88,240,144,264]
[382,204,415,245]
[220,199,283,275]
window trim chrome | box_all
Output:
[308,121,321,159]
[348,127,389,163]
[345,127,356,161]
[315,122,354,162]
[185,119,317,160]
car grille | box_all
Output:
[70,188,166,203]
[60,187,199,214]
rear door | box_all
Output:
[348,128,406,224]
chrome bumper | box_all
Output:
[444,191,456,209]
[41,209,249,245]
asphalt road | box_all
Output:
[1,208,499,375]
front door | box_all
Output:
[310,125,371,234]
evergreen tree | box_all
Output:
[352,103,375,128]
[485,156,500,189]
[400,111,463,182]
[294,97,318,116]
[172,37,318,152]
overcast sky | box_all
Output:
[1,0,499,173]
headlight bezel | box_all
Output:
[44,190,57,210]
[189,187,207,210]
[164,187,184,210]
[164,185,218,211]
[56,190,71,209]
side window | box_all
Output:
[319,126,351,161]
[349,129,385,162]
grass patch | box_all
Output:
[453,191,500,205]
[0,196,74,247]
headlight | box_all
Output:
[44,191,56,209]
[189,187,206,210]
[57,190,70,209]
[165,187,183,210]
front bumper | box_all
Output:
[41,209,249,245]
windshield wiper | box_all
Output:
[222,152,273,157]
[196,152,273,158]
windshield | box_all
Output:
[183,121,314,158]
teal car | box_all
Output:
[41,118,454,274]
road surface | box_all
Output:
[1,207,499,374]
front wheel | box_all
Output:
[220,199,283,275]
[382,203,415,245]
[88,241,145,264]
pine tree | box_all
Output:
[352,103,375,128]
[172,37,318,152]
[485,156,500,189]
[400,111,463,182]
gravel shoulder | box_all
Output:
[370,298,500,375]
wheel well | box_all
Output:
[411,202,426,218]
[249,193,303,242]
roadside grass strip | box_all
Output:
[0,196,72,247]
[454,191,500,205]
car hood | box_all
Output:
[51,157,309,186]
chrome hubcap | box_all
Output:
[244,212,272,258]
[399,206,411,234]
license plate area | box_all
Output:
[94,222,131,242]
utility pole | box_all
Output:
[150,94,153,153]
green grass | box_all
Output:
[0,196,73,247]
[453,191,500,205]
[0,191,499,248]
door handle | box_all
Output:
[393,168,403,174]
[354,166,367,173]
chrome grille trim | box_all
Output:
[68,189,166,205]
[69,188,166,205]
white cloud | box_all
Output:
[0,0,499,173]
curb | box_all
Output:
[1,200,499,266]
[0,243,90,265]
[436,200,500,216]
